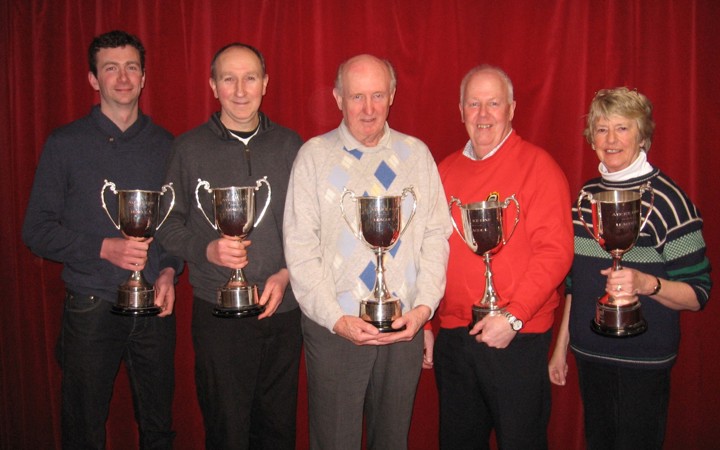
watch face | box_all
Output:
[505,313,522,331]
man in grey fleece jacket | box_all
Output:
[155,43,303,450]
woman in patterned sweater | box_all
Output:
[548,87,711,450]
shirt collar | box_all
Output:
[463,129,514,161]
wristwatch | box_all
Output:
[503,312,523,331]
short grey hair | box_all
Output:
[459,64,514,106]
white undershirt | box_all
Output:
[229,127,259,145]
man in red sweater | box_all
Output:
[426,65,573,449]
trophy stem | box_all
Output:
[470,254,506,327]
[607,253,625,305]
[227,268,249,287]
[370,249,393,302]
[360,248,404,332]
[125,269,151,288]
[482,254,500,307]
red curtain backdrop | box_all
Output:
[2,1,719,448]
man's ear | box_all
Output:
[332,88,343,111]
[88,71,100,91]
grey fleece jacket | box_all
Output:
[156,112,303,311]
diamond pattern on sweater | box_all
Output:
[361,261,376,290]
[343,146,363,160]
[389,240,401,257]
[374,161,396,189]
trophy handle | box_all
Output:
[448,197,473,248]
[101,180,121,230]
[340,188,361,240]
[395,186,417,242]
[501,194,520,244]
[155,183,175,230]
[638,182,654,233]
[195,179,218,231]
[577,190,601,242]
[252,177,272,228]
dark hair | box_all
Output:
[210,43,266,79]
[88,30,145,76]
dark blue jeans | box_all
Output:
[434,327,552,450]
[576,358,671,450]
[58,291,176,449]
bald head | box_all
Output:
[334,54,397,96]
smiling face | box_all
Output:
[460,70,516,159]
[209,46,268,132]
[592,114,645,173]
[88,46,145,112]
[333,55,395,147]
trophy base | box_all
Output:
[371,320,406,333]
[213,285,264,318]
[112,288,160,316]
[592,299,647,337]
[111,305,161,316]
[213,304,265,318]
[360,300,405,333]
[469,304,506,329]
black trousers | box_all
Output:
[576,357,671,450]
[192,299,302,450]
[434,327,552,450]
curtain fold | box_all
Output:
[2,1,719,448]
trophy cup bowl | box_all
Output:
[340,187,417,332]
[196,177,271,318]
[578,184,654,337]
[101,180,175,316]
[449,195,520,327]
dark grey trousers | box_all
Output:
[301,314,423,450]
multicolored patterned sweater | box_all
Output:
[284,122,452,332]
[568,169,711,369]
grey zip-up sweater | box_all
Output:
[156,112,303,311]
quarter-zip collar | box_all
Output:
[208,110,273,177]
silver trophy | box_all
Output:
[340,187,417,332]
[449,195,520,327]
[578,184,654,337]
[196,177,271,318]
[101,180,175,316]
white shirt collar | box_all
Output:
[462,129,514,161]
